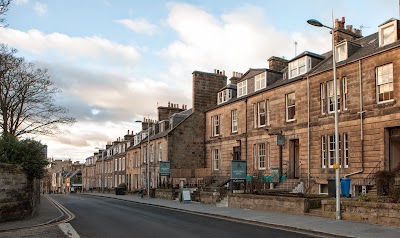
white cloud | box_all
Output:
[0,27,141,66]
[15,0,29,5]
[161,3,330,84]
[33,2,48,16]
[116,18,158,35]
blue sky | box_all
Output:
[2,0,398,162]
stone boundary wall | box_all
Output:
[229,194,322,215]
[155,189,176,200]
[0,163,40,222]
[199,191,220,205]
[322,199,400,226]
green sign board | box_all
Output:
[277,133,285,146]
[159,161,170,176]
[231,160,247,180]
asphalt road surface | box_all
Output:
[51,194,319,238]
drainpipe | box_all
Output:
[345,60,364,177]
[307,75,311,187]
[245,98,248,174]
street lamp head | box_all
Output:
[307,19,324,27]
[135,120,142,123]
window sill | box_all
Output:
[375,100,395,108]
[285,119,297,124]
[231,132,239,135]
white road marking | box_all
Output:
[58,223,81,238]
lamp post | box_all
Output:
[95,147,105,193]
[135,117,150,198]
[307,17,341,220]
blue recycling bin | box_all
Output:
[341,178,352,197]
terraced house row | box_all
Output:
[83,16,400,196]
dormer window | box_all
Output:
[255,72,266,91]
[288,56,311,79]
[217,89,233,104]
[379,19,398,47]
[237,80,247,97]
[335,42,348,62]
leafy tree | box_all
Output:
[0,134,49,178]
[0,0,11,26]
[0,44,76,137]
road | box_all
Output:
[48,194,319,238]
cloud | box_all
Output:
[0,27,141,67]
[161,3,330,78]
[33,2,48,16]
[15,0,29,5]
[115,18,158,35]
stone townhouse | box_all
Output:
[126,133,142,191]
[308,17,400,194]
[125,71,227,190]
[110,133,134,188]
[205,53,323,186]
[205,16,400,195]
[83,154,97,191]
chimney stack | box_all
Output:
[333,17,362,45]
[267,56,288,72]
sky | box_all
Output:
[1,0,398,163]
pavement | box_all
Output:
[0,195,63,231]
[1,193,400,238]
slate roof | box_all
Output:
[126,108,193,149]
[289,51,324,62]
[310,32,400,76]
[207,28,400,112]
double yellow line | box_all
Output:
[0,195,75,233]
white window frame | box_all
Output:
[231,109,238,133]
[288,56,310,79]
[255,72,266,91]
[256,101,266,127]
[150,144,154,162]
[218,91,223,104]
[134,152,138,167]
[143,146,147,163]
[212,149,219,170]
[328,135,336,168]
[379,21,397,47]
[328,134,342,168]
[114,159,118,171]
[158,142,162,161]
[376,63,394,103]
[122,157,125,171]
[321,82,326,114]
[335,42,348,62]
[343,133,349,168]
[321,136,326,168]
[342,77,348,110]
[286,92,296,121]
[237,80,247,97]
[266,100,270,126]
[327,80,341,113]
[211,115,220,137]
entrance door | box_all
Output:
[289,139,300,178]
[389,127,400,170]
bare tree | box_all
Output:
[0,0,11,26]
[0,44,76,137]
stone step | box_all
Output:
[306,208,322,217]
